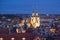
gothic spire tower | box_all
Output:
[31,9,40,28]
[35,9,40,28]
[32,9,35,16]
[36,9,38,16]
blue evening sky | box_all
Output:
[0,0,60,14]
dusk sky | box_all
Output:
[0,0,60,14]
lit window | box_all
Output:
[22,37,26,40]
[11,38,15,40]
[16,28,19,33]
[50,28,56,33]
[21,30,26,33]
[0,38,3,40]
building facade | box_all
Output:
[31,9,40,28]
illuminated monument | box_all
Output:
[31,9,40,28]
[18,9,40,29]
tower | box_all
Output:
[31,9,36,28]
[36,9,38,16]
[35,9,40,27]
[31,9,40,28]
[32,9,34,16]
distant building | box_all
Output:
[31,9,40,28]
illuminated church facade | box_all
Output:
[31,9,40,28]
[18,9,40,30]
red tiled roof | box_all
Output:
[0,33,40,40]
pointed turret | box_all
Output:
[36,9,38,16]
[31,9,40,28]
[32,9,34,16]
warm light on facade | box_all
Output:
[22,37,26,40]
[11,38,15,40]
[16,28,19,33]
[50,28,56,33]
[21,30,26,33]
[31,9,40,28]
[19,23,24,26]
[26,19,30,23]
[27,23,31,28]
[0,38,3,40]
[19,20,25,27]
[20,20,25,23]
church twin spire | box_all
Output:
[32,9,34,16]
[32,9,38,16]
[31,9,40,28]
